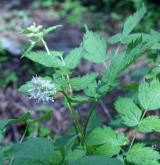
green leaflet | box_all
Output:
[43,25,62,35]
[138,79,160,110]
[126,143,160,165]
[151,43,160,50]
[86,126,128,157]
[63,135,80,160]
[50,151,63,165]
[123,5,146,35]
[82,28,107,63]
[138,116,160,133]
[64,47,82,69]
[108,6,148,44]
[115,97,142,127]
[66,147,86,162]
[0,113,31,131]
[102,50,126,85]
[103,39,151,85]
[107,33,122,44]
[108,32,160,47]
[6,138,55,165]
[121,32,160,45]
[68,156,124,165]
[84,80,100,98]
[18,81,32,93]
[69,73,98,91]
[55,135,86,163]
[25,51,63,68]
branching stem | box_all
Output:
[83,101,97,136]
[59,55,73,95]
[100,100,112,121]
[62,91,84,140]
[41,38,51,55]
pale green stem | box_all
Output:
[59,55,73,95]
[128,110,147,152]
[63,91,84,142]
[103,62,108,69]
[19,125,29,143]
[83,101,97,136]
[41,38,51,55]
[33,123,39,138]
[100,100,112,121]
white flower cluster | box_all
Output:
[26,23,43,38]
[28,76,57,103]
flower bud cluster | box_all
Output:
[26,23,43,38]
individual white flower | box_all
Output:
[28,76,57,103]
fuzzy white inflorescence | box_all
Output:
[28,76,57,103]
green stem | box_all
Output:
[59,55,72,95]
[20,124,29,143]
[100,100,112,121]
[128,110,147,152]
[63,91,84,142]
[83,101,97,136]
[103,62,108,69]
[128,129,137,152]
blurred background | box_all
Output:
[0,0,160,146]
